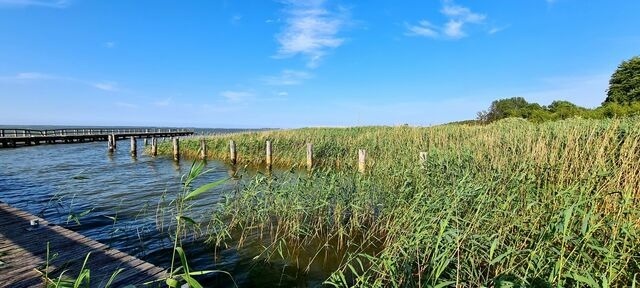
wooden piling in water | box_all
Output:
[358,149,366,173]
[266,140,272,170]
[108,135,115,153]
[229,140,237,165]
[306,143,313,171]
[143,138,148,146]
[130,136,137,157]
[111,134,117,150]
[173,138,180,162]
[151,137,158,156]
[200,138,207,160]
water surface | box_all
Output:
[0,140,325,287]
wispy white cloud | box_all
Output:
[231,14,243,25]
[115,102,137,109]
[104,41,116,48]
[277,91,289,97]
[405,20,439,38]
[0,0,69,8]
[220,90,254,103]
[1,72,127,92]
[154,97,172,107]
[93,81,118,92]
[262,69,313,86]
[275,0,348,68]
[5,72,57,80]
[406,0,490,39]
[488,25,510,35]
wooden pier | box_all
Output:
[0,128,193,148]
[0,202,167,287]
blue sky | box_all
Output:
[0,0,638,128]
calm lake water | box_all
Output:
[0,140,326,287]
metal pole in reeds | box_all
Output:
[266,140,272,170]
[173,137,180,162]
[358,149,366,174]
[306,143,313,171]
[229,140,237,165]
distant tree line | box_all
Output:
[477,56,640,123]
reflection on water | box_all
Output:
[0,141,331,287]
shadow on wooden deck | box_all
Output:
[0,202,167,287]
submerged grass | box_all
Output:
[156,118,640,287]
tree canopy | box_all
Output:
[476,56,640,124]
[605,56,640,104]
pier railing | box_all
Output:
[0,128,193,138]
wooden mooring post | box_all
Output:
[200,138,207,160]
[306,143,313,171]
[151,137,158,156]
[266,140,272,170]
[229,140,237,165]
[130,136,137,157]
[143,138,148,146]
[107,135,115,153]
[173,137,180,162]
[358,149,366,174]
[419,152,428,165]
[111,134,117,150]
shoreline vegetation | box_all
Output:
[154,117,640,287]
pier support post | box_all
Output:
[111,134,117,150]
[173,138,180,162]
[143,138,148,146]
[266,140,272,170]
[229,140,237,165]
[200,138,207,160]
[130,136,137,157]
[306,143,313,171]
[108,135,115,153]
[151,137,158,156]
[358,149,366,174]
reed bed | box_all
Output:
[156,118,640,287]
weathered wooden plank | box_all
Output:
[173,138,180,162]
[266,140,273,170]
[358,149,366,173]
[306,143,313,171]
[0,203,167,287]
[229,140,237,165]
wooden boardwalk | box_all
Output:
[0,202,167,287]
[0,128,194,148]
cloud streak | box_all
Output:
[262,69,312,86]
[275,0,348,68]
[1,72,126,93]
[115,102,137,109]
[154,97,172,107]
[406,0,490,39]
[0,0,69,8]
[93,82,118,92]
[220,90,254,102]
